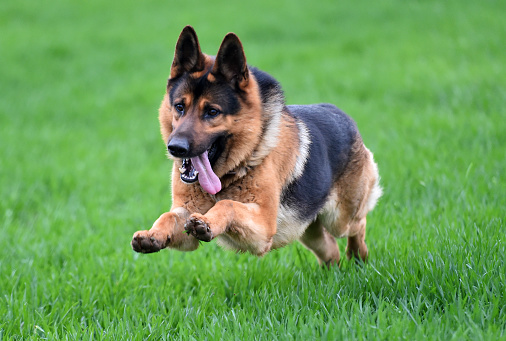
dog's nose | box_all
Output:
[167,138,190,157]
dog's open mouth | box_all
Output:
[178,140,223,195]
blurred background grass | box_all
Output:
[1,0,505,339]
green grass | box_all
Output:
[1,0,505,339]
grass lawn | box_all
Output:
[1,0,505,339]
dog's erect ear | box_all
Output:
[212,33,249,89]
[170,26,205,79]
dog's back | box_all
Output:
[283,103,359,219]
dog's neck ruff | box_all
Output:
[216,69,289,192]
[222,91,284,183]
[288,119,311,183]
[220,95,312,196]
[247,91,284,168]
[219,94,284,189]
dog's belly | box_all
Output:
[271,203,312,249]
[215,203,311,252]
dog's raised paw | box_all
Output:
[131,230,170,253]
[185,215,213,242]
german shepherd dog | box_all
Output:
[131,26,382,266]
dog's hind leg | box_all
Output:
[299,217,340,267]
[345,217,368,262]
[325,145,380,263]
[324,194,370,263]
[131,207,200,253]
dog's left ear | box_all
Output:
[212,33,249,89]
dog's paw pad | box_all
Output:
[131,231,170,253]
[184,216,213,242]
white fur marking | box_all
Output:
[366,149,382,211]
[290,120,311,181]
[248,92,284,167]
[272,204,310,249]
[215,234,242,251]
[319,189,340,230]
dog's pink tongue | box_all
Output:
[191,151,221,195]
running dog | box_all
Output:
[131,26,382,266]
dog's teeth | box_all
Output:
[179,166,185,174]
[194,171,199,176]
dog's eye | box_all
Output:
[175,103,185,115]
[206,108,220,118]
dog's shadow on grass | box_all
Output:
[129,241,389,312]
[177,242,383,309]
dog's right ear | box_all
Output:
[170,26,205,79]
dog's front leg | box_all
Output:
[131,207,199,253]
[184,200,276,255]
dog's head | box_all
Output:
[159,26,264,195]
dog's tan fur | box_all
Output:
[131,26,381,266]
